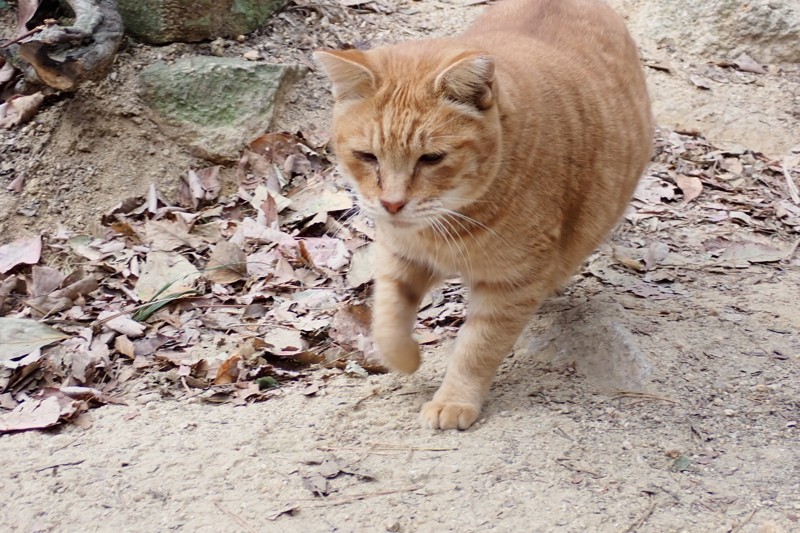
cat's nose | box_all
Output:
[380,199,407,214]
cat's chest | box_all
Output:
[391,228,488,278]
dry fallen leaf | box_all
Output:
[689,75,712,90]
[296,237,351,270]
[0,92,45,129]
[145,219,204,252]
[0,236,42,274]
[213,354,241,385]
[206,241,248,284]
[644,242,670,270]
[0,318,68,362]
[346,243,376,287]
[179,166,222,209]
[97,310,146,337]
[26,275,99,318]
[0,396,61,433]
[733,53,767,75]
[31,265,65,297]
[675,175,703,204]
[719,239,800,265]
[135,251,201,301]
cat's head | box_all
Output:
[314,44,501,230]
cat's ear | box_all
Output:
[313,49,377,101]
[434,54,495,110]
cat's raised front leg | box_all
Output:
[420,281,540,430]
[372,245,439,374]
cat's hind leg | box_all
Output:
[372,245,440,374]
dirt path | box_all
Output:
[2,1,799,532]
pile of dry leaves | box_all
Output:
[0,130,461,433]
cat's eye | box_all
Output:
[419,153,446,164]
[353,151,378,164]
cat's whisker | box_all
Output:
[437,207,513,247]
[438,214,475,282]
[430,217,460,270]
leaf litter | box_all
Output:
[1,127,798,433]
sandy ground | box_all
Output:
[1,1,799,532]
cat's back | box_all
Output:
[465,0,644,90]
[466,0,629,50]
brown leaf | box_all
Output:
[0,92,44,129]
[644,242,670,270]
[26,276,99,318]
[206,241,247,284]
[287,181,354,219]
[0,317,67,362]
[296,237,350,270]
[733,53,767,74]
[0,62,15,85]
[213,354,241,385]
[0,236,42,274]
[145,219,204,251]
[249,132,304,165]
[689,75,711,90]
[179,166,222,209]
[262,328,307,357]
[327,304,385,371]
[259,192,280,229]
[98,311,146,337]
[719,239,800,265]
[6,173,25,193]
[0,276,21,314]
[135,251,200,301]
[31,265,65,297]
[0,396,61,433]
[675,175,702,204]
[633,175,675,204]
[114,335,136,357]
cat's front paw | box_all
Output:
[376,335,421,374]
[419,400,480,430]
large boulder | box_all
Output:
[623,0,800,63]
[138,57,306,161]
[117,0,288,44]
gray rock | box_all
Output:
[117,0,288,44]
[524,296,653,392]
[138,57,306,161]
[623,0,800,63]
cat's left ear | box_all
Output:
[313,49,377,101]
[434,53,495,110]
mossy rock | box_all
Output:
[138,56,306,161]
[117,0,288,44]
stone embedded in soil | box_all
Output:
[138,57,306,161]
[116,0,288,44]
[525,297,653,391]
[624,0,800,63]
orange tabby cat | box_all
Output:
[315,0,652,430]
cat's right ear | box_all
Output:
[313,50,377,101]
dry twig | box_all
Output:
[622,494,657,533]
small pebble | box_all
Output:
[136,392,161,405]
[386,521,401,532]
[723,409,735,417]
[243,50,260,61]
